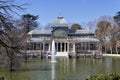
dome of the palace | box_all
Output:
[52,16,68,27]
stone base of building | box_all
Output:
[56,52,68,57]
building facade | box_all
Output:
[27,16,100,57]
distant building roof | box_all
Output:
[52,16,68,27]
[28,29,95,35]
[28,30,52,35]
[68,29,95,35]
[75,30,94,34]
[76,38,100,43]
[27,38,43,42]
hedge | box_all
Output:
[86,73,120,80]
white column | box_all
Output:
[48,43,50,52]
[67,43,69,52]
[64,43,66,52]
[43,42,45,52]
[60,42,62,52]
[57,42,58,52]
[73,43,75,52]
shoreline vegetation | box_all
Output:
[86,73,120,80]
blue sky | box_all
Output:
[17,0,120,27]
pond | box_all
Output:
[0,57,120,80]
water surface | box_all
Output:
[0,57,120,80]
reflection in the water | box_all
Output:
[0,57,120,80]
[51,63,56,80]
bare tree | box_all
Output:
[16,14,39,62]
[94,16,118,54]
[44,23,52,30]
[96,20,112,53]
[0,16,23,71]
[113,11,120,54]
[0,0,25,71]
[87,20,97,30]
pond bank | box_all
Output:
[103,54,120,57]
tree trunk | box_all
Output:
[100,42,102,54]
[9,50,15,71]
[110,46,112,54]
[24,44,28,63]
[110,42,113,54]
[24,52,28,63]
[116,46,118,54]
[10,58,14,71]
[105,43,107,54]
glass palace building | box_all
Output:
[27,16,100,57]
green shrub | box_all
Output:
[86,73,120,80]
